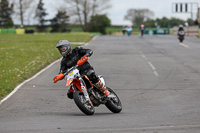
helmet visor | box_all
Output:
[59,46,69,57]
[60,46,67,52]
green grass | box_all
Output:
[0,33,96,100]
[199,29,200,38]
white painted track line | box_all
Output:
[139,51,159,77]
[0,59,61,105]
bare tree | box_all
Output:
[11,0,34,27]
[63,0,111,31]
[124,9,154,26]
[35,0,48,32]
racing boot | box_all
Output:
[95,80,110,96]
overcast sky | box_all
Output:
[107,0,200,25]
[18,0,200,25]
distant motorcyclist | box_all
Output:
[53,40,110,99]
[126,26,132,36]
[140,24,145,37]
[122,26,126,35]
[177,25,185,43]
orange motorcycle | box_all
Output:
[53,57,122,115]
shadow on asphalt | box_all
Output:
[38,111,120,117]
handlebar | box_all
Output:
[63,65,78,76]
[63,56,89,76]
[53,56,88,83]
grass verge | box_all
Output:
[0,33,96,100]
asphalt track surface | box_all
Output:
[1,35,200,133]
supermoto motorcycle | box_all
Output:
[53,57,122,115]
[178,30,185,43]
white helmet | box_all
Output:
[179,24,183,28]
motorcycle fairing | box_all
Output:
[68,79,88,93]
[66,69,79,86]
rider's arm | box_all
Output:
[59,58,68,74]
[78,47,93,57]
[177,30,180,36]
[53,59,66,83]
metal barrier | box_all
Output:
[172,26,199,36]
[145,29,169,35]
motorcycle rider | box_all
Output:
[140,24,145,37]
[53,40,110,99]
[126,25,132,36]
[177,24,185,42]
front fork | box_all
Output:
[78,77,90,101]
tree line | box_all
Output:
[0,0,111,34]
[124,8,198,28]
[1,0,197,34]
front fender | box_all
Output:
[71,79,83,92]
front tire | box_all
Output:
[73,90,95,115]
[105,87,122,113]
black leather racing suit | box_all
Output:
[59,46,99,83]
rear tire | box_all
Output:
[105,87,122,113]
[73,90,95,115]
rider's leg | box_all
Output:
[83,69,110,96]
[94,79,110,96]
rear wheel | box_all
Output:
[73,90,95,115]
[105,87,122,113]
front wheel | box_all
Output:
[105,87,122,113]
[73,90,95,115]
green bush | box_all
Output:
[88,14,111,34]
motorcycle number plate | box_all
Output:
[66,69,79,86]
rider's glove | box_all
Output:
[77,56,88,66]
[53,73,64,83]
